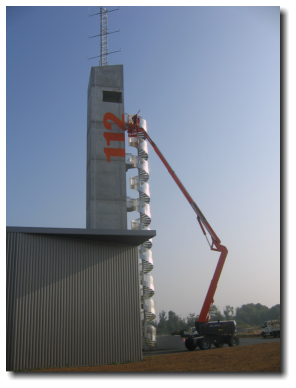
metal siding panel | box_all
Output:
[82,243,86,366]
[43,236,49,368]
[85,243,89,365]
[102,244,108,364]
[110,245,116,364]
[5,234,11,369]
[16,232,22,370]
[37,236,43,367]
[66,240,71,366]
[6,232,16,370]
[21,233,27,368]
[8,232,15,370]
[24,233,32,369]
[125,249,130,359]
[6,232,142,370]
[98,244,104,363]
[48,237,55,368]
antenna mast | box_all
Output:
[88,6,121,65]
[100,7,108,66]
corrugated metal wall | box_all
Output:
[6,232,142,370]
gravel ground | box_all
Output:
[27,341,280,372]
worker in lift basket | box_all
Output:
[132,114,138,125]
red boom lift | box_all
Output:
[126,113,239,350]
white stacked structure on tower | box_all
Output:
[126,115,156,348]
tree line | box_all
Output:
[152,303,280,335]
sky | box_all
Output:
[6,5,281,325]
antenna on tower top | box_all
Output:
[88,6,121,65]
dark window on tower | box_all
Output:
[103,90,122,103]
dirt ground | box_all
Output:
[31,342,280,372]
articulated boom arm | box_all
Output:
[126,115,228,324]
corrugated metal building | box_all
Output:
[6,226,156,371]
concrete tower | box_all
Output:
[86,65,127,229]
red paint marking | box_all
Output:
[103,113,125,131]
[104,148,125,162]
[103,132,125,146]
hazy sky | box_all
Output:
[6,6,280,323]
